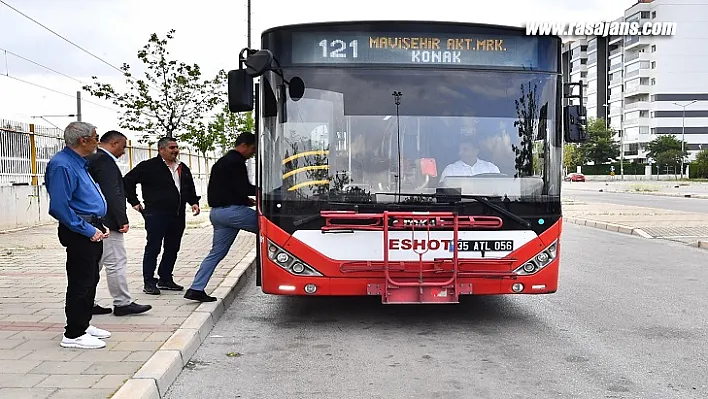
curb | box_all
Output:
[564,217,653,238]
[570,187,708,199]
[609,190,708,199]
[692,241,708,251]
[111,248,256,399]
[0,221,56,235]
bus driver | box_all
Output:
[439,135,500,182]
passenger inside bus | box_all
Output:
[438,134,501,182]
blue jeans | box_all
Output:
[190,205,257,291]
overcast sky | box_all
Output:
[0,0,637,140]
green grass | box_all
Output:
[629,183,659,192]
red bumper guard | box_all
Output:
[320,210,503,304]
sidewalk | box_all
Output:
[0,210,256,399]
[562,198,708,245]
[564,180,708,199]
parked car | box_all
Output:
[564,173,585,182]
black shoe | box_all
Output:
[143,284,160,295]
[157,280,184,291]
[184,288,217,302]
[114,302,152,316]
[92,305,112,315]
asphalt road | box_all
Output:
[563,186,708,214]
[165,224,708,399]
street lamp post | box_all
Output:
[672,100,698,179]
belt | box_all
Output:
[77,214,105,225]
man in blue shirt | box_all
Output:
[45,121,112,349]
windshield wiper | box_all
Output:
[374,192,532,228]
[463,194,532,228]
[291,202,361,227]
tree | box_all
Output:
[83,29,226,143]
[208,105,255,152]
[181,121,220,161]
[646,134,687,174]
[692,148,708,178]
[579,118,619,164]
[563,143,584,172]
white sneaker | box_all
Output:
[60,333,106,349]
[86,325,111,339]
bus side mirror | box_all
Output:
[245,50,274,77]
[228,69,254,112]
[564,105,588,143]
[289,77,305,101]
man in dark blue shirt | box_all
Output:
[45,121,112,350]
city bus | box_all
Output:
[228,21,587,304]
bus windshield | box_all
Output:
[261,67,561,203]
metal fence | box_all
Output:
[0,118,220,186]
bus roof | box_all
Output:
[261,20,560,41]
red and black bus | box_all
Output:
[228,20,586,303]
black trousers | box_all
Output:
[58,223,102,339]
[142,212,186,285]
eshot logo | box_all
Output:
[525,21,676,37]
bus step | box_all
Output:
[367,284,473,304]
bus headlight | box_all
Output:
[513,240,558,275]
[266,240,323,277]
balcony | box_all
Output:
[624,36,650,50]
[609,48,623,58]
[624,68,651,79]
[623,117,650,127]
[609,77,623,88]
[624,52,650,63]
[624,101,650,110]
[570,50,586,62]
[625,87,651,97]
[609,107,623,117]
[624,81,651,96]
[608,95,624,104]
[609,35,622,45]
[609,92,624,101]
[609,63,623,72]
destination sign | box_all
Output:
[290,32,542,68]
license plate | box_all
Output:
[450,240,514,252]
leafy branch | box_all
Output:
[82,29,226,143]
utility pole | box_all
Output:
[247,0,251,48]
[620,125,624,180]
[76,91,82,121]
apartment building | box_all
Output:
[562,0,708,163]
[561,38,608,123]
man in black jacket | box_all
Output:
[86,131,152,315]
[184,132,257,302]
[123,137,201,295]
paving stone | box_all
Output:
[39,388,116,399]
[0,387,57,398]
[29,361,93,375]
[0,216,255,398]
[35,374,104,389]
[0,373,48,388]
